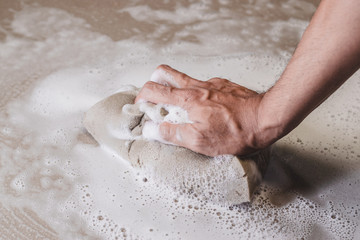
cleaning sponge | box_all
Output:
[83,87,270,205]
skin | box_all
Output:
[135,0,360,157]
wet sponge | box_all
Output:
[83,87,270,205]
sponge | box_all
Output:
[83,87,270,205]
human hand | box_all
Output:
[135,65,269,157]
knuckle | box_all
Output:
[178,75,191,87]
[207,77,231,89]
[208,77,228,83]
[195,88,211,100]
[180,73,189,80]
[182,75,198,87]
[181,88,207,105]
[208,77,220,82]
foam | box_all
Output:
[0,1,359,240]
[100,90,192,144]
[138,101,192,144]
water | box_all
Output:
[0,0,359,239]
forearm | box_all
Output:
[257,0,360,146]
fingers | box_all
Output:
[143,121,204,154]
[151,64,206,88]
[159,121,196,148]
[159,122,219,156]
[135,81,191,108]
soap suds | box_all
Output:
[0,1,359,240]
[138,101,192,144]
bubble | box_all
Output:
[1,1,359,239]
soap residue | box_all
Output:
[112,84,192,143]
[139,101,192,143]
[0,1,359,240]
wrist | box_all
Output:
[253,93,286,148]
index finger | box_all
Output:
[135,81,194,109]
[151,65,206,88]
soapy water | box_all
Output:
[0,1,360,239]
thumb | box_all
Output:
[142,121,178,146]
[159,122,192,146]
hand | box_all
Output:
[135,65,270,157]
[138,0,360,157]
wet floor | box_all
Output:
[0,0,359,239]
